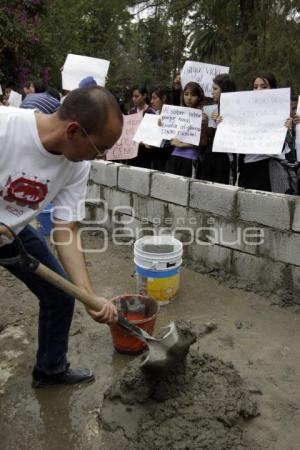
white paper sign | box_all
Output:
[8,90,22,107]
[62,54,110,90]
[133,113,163,147]
[106,113,142,160]
[181,61,230,97]
[295,95,300,162]
[0,85,2,95]
[213,88,290,155]
[203,104,218,128]
[160,105,202,146]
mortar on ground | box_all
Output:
[100,320,259,450]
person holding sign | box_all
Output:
[203,74,236,185]
[149,86,174,171]
[238,73,295,193]
[170,72,182,106]
[165,82,208,177]
[128,85,155,168]
[293,103,300,127]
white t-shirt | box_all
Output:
[0,107,90,234]
[244,144,291,164]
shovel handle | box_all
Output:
[35,262,104,311]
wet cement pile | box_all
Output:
[99,321,259,450]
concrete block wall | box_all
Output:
[85,160,300,295]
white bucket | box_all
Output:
[134,235,183,305]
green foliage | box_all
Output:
[0,0,49,85]
[186,0,300,92]
[1,0,300,97]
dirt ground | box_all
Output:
[1,235,300,450]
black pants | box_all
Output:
[238,159,271,192]
[165,155,193,177]
[0,225,74,374]
[202,153,230,184]
[152,147,173,172]
[128,144,153,169]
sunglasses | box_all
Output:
[78,125,108,158]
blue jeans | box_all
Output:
[0,225,75,374]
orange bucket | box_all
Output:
[110,294,159,354]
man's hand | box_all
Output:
[86,296,117,324]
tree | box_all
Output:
[2,0,300,96]
[0,0,49,86]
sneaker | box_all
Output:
[32,366,95,388]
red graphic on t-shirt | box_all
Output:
[3,175,48,210]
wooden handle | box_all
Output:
[35,262,103,311]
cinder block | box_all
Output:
[83,203,111,227]
[133,196,167,224]
[187,242,232,271]
[291,265,300,294]
[186,209,209,228]
[101,187,132,215]
[90,161,119,187]
[151,172,190,206]
[203,217,263,255]
[292,200,300,232]
[118,166,151,196]
[167,203,191,229]
[231,251,284,290]
[237,190,291,230]
[258,229,300,266]
[189,181,239,217]
[111,214,140,244]
[86,182,101,202]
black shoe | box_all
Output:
[32,366,95,388]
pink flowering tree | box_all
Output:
[0,0,49,88]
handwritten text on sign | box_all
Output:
[212,88,290,155]
[181,61,229,97]
[106,113,142,160]
[161,105,202,146]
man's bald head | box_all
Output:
[58,86,123,134]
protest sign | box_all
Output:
[62,54,110,90]
[133,113,163,147]
[106,113,142,160]
[203,104,218,128]
[212,88,290,155]
[181,61,229,97]
[295,95,300,161]
[8,90,22,107]
[160,105,202,146]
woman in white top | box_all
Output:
[238,72,293,192]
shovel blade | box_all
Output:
[140,321,196,374]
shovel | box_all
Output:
[117,316,192,373]
[0,223,195,374]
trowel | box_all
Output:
[0,223,195,374]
